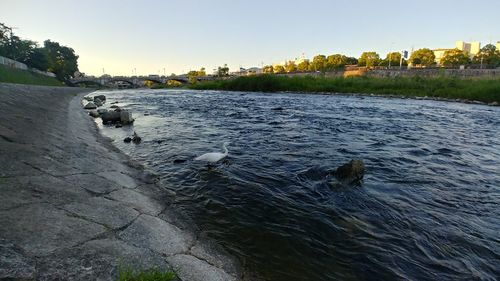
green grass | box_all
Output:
[0,64,62,86]
[190,74,500,103]
[117,266,176,281]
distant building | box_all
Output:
[432,41,482,65]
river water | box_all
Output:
[93,89,499,281]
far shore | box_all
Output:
[188,75,500,104]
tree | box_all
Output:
[217,64,229,77]
[473,44,500,67]
[326,54,348,70]
[345,57,358,65]
[26,47,48,71]
[358,52,380,67]
[285,61,297,72]
[379,52,404,67]
[262,65,273,73]
[187,67,206,83]
[43,40,79,82]
[273,65,285,73]
[297,60,310,72]
[0,23,37,63]
[440,48,470,67]
[408,48,435,67]
[312,55,327,71]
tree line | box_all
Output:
[263,45,500,74]
[0,22,79,82]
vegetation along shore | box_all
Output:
[190,75,500,104]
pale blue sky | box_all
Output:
[1,0,499,76]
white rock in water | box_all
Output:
[120,110,134,124]
[84,102,97,109]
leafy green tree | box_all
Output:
[473,44,500,67]
[297,60,310,72]
[326,54,348,70]
[408,48,435,67]
[379,52,404,67]
[26,48,49,71]
[312,55,327,71]
[43,40,79,82]
[217,64,229,77]
[345,57,358,65]
[262,65,273,73]
[273,65,285,73]
[358,52,380,67]
[285,61,297,72]
[440,48,471,67]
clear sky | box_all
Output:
[1,0,499,76]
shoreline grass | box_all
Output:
[189,74,500,103]
[0,64,62,86]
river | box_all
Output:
[93,89,499,281]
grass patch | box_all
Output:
[190,75,500,103]
[117,266,176,281]
[0,64,62,86]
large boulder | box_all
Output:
[83,96,93,101]
[120,110,134,124]
[101,111,121,124]
[334,159,365,184]
[84,102,97,110]
[94,98,104,107]
[93,95,106,102]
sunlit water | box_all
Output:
[94,89,500,281]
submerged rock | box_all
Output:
[333,159,365,184]
[84,102,97,109]
[124,137,132,143]
[272,107,284,111]
[132,132,141,144]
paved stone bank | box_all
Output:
[0,83,243,280]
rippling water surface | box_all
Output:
[94,89,500,281]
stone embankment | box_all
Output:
[0,83,244,280]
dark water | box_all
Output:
[95,89,500,281]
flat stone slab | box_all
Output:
[62,173,123,195]
[0,203,106,256]
[167,254,237,281]
[106,189,163,215]
[62,197,139,229]
[119,214,193,256]
[0,239,36,280]
[0,175,90,210]
[36,238,171,281]
[191,238,242,278]
[97,171,137,189]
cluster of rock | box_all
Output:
[83,95,134,126]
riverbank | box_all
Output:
[0,83,244,281]
[190,75,500,104]
[0,64,62,86]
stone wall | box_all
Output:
[0,55,56,77]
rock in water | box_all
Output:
[334,159,365,184]
[101,111,121,124]
[132,131,141,144]
[94,98,104,107]
[120,110,134,124]
[123,137,132,143]
[88,110,99,118]
[97,109,108,115]
[93,95,106,102]
[83,96,93,101]
[84,102,97,109]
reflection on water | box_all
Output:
[95,89,500,281]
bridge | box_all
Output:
[70,75,215,88]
